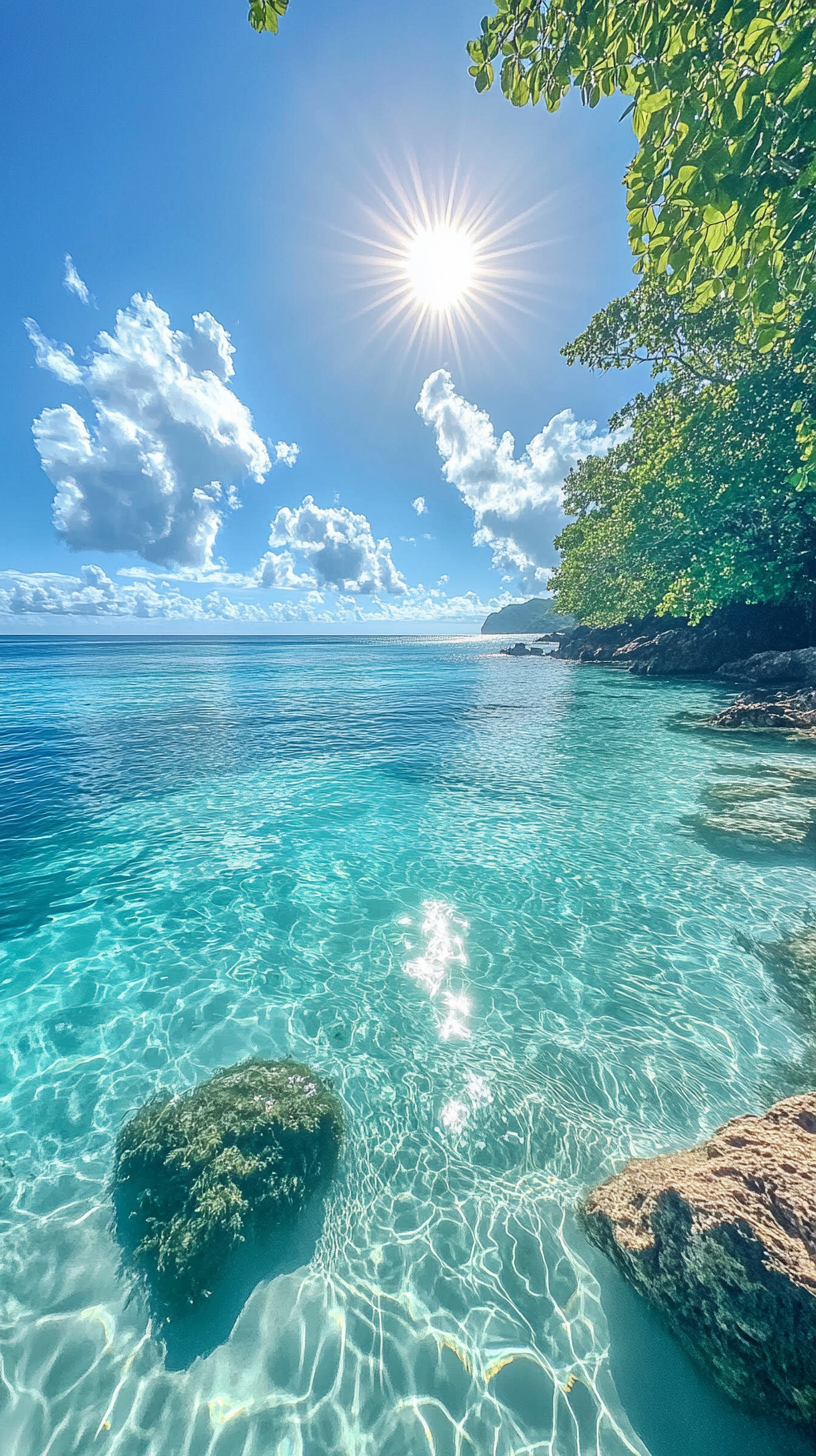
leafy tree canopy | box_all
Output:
[551,283,816,624]
[562,277,753,382]
[467,0,816,342]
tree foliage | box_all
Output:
[248,0,289,35]
[467,0,816,339]
[551,284,816,624]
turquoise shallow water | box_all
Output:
[2,634,816,1456]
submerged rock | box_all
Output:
[582,1095,816,1425]
[701,687,816,737]
[740,924,816,1026]
[690,764,816,848]
[113,1058,343,1310]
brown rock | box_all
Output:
[703,688,816,736]
[582,1094,816,1425]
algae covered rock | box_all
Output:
[582,1094,816,1426]
[113,1058,343,1309]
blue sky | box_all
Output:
[0,0,638,632]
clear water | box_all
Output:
[2,634,815,1456]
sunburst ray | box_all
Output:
[338,155,548,359]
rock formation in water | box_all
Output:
[703,689,816,736]
[553,603,814,677]
[696,650,816,734]
[717,646,816,687]
[113,1057,343,1309]
[739,924,816,1025]
[582,1094,816,1425]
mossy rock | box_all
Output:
[113,1058,343,1310]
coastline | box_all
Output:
[540,607,816,737]
[535,607,816,1424]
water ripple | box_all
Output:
[1,636,814,1456]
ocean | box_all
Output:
[1,633,814,1456]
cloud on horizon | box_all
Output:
[416,369,623,590]
[25,296,279,570]
[0,567,508,624]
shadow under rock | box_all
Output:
[681,764,816,866]
[576,1226,816,1456]
[121,1191,329,1371]
[684,816,816,867]
[669,715,816,753]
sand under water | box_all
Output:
[2,634,816,1456]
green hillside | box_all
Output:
[481,598,574,635]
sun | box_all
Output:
[341,159,544,362]
[404,224,477,312]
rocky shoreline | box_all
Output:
[560,605,816,1423]
[545,609,816,735]
[703,687,816,736]
[551,604,814,676]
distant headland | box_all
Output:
[480,598,574,635]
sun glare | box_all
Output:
[405,225,476,312]
[342,159,545,362]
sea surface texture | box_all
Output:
[2,635,816,1456]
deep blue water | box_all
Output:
[1,634,815,1456]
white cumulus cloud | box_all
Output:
[25,296,279,570]
[411,495,427,515]
[259,495,407,595]
[274,441,299,467]
[416,369,622,589]
[63,255,91,305]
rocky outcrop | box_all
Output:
[500,641,544,656]
[703,688,816,736]
[113,1058,343,1311]
[554,620,745,674]
[718,647,816,686]
[553,621,650,664]
[554,603,815,677]
[582,1094,816,1425]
